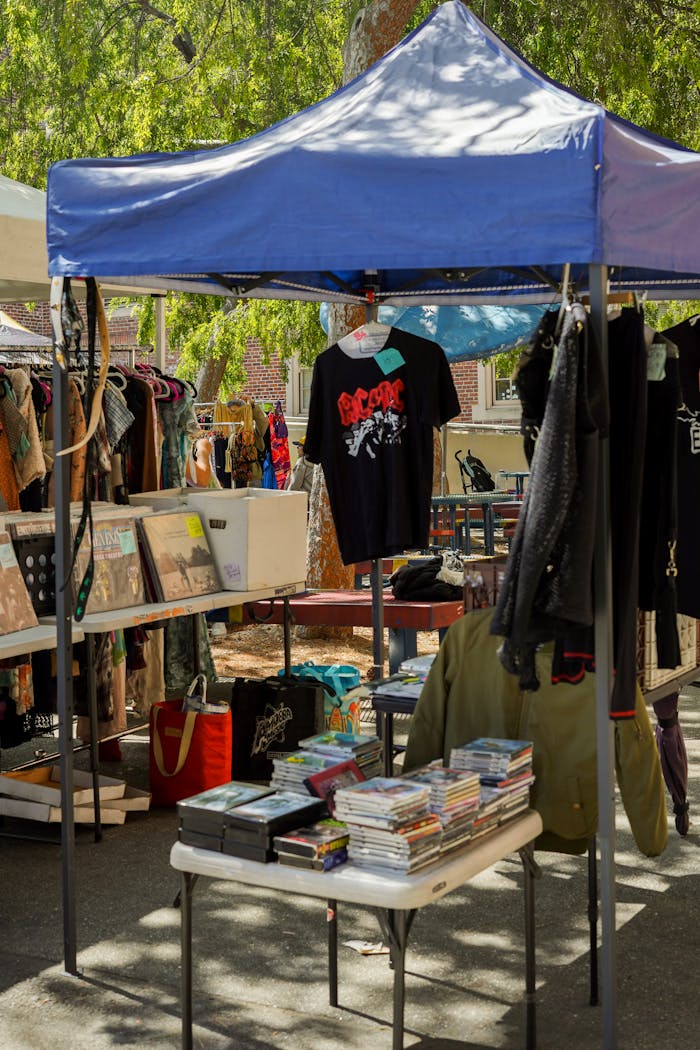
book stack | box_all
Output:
[333,778,442,873]
[177,780,274,852]
[298,731,384,780]
[449,738,535,840]
[273,819,350,871]
[222,791,326,863]
[401,762,481,855]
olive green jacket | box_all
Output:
[404,608,668,856]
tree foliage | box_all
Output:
[2,1,699,389]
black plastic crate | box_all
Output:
[12,534,57,615]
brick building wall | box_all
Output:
[239,338,287,406]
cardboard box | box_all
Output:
[0,765,126,806]
[100,785,152,812]
[187,488,308,591]
[0,795,127,825]
[128,488,197,511]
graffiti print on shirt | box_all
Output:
[337,379,407,459]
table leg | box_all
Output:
[483,504,495,556]
[85,634,102,844]
[388,628,416,674]
[587,836,599,1006]
[376,908,415,1050]
[383,712,395,777]
[180,871,195,1050]
[518,842,541,1050]
[327,899,338,1007]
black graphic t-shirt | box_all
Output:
[305,327,460,564]
[666,319,700,617]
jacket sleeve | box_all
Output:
[615,683,668,857]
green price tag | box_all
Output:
[374,346,405,375]
[118,528,137,556]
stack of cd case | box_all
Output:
[222,791,326,863]
[177,781,274,852]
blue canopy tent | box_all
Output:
[45,2,700,1044]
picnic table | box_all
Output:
[246,589,464,674]
[431,491,513,555]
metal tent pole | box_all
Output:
[50,276,79,975]
[588,263,617,1048]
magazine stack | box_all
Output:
[448,738,535,839]
[298,731,384,780]
[273,820,350,871]
[401,762,481,855]
[333,778,442,873]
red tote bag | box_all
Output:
[149,697,233,807]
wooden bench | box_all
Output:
[246,589,464,674]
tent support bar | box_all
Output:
[206,272,282,296]
[51,276,79,976]
[589,262,617,1049]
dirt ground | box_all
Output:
[209,621,436,682]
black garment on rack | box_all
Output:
[550,310,648,717]
[665,319,700,619]
[212,435,231,487]
[492,303,607,690]
[638,349,682,667]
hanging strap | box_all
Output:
[57,278,111,458]
[151,707,197,778]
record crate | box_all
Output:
[636,611,698,692]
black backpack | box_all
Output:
[455,449,496,493]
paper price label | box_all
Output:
[185,514,204,537]
[118,528,137,556]
[374,346,405,375]
[224,562,242,582]
[0,542,15,568]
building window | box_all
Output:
[286,358,314,416]
[471,359,521,423]
[299,366,313,414]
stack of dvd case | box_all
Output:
[269,751,350,794]
[177,781,274,852]
[221,791,326,862]
[401,762,481,855]
[333,778,441,874]
[449,738,535,840]
[273,820,350,872]
[298,731,384,780]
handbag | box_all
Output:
[231,675,325,780]
[278,662,361,733]
[149,675,232,807]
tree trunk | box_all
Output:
[195,355,228,405]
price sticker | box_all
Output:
[118,528,137,556]
[185,514,204,538]
[374,346,405,375]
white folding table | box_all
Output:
[171,808,543,1050]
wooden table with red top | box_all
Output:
[246,589,464,673]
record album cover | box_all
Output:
[71,516,145,614]
[138,511,220,601]
[0,531,39,635]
